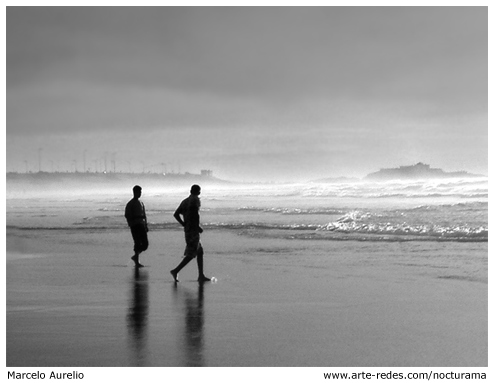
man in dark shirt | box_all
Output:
[170,184,210,282]
[125,185,148,267]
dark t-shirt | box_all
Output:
[125,198,146,227]
[175,194,201,233]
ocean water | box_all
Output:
[203,179,487,242]
[7,177,487,285]
[7,178,488,237]
[7,177,488,242]
[6,177,488,366]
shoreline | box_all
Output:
[6,228,487,367]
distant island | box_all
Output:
[365,163,484,181]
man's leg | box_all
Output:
[136,225,148,267]
[170,256,194,282]
[196,244,210,282]
[130,225,145,267]
[171,235,195,282]
[140,227,149,253]
[131,253,144,267]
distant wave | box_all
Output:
[194,179,488,200]
[97,208,121,212]
[204,222,321,231]
[370,192,488,199]
[296,179,488,200]
[237,206,345,215]
[237,201,486,217]
[297,191,488,199]
[460,193,489,199]
[406,201,487,212]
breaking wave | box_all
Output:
[317,221,487,240]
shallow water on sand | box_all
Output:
[6,227,487,367]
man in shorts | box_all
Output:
[125,185,149,267]
[170,184,210,282]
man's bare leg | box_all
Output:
[131,252,144,268]
[196,251,211,282]
[170,256,193,282]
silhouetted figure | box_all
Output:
[125,185,149,267]
[170,185,210,282]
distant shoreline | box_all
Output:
[6,162,487,185]
[6,171,231,183]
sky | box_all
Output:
[6,6,488,182]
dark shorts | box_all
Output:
[184,231,203,258]
[130,224,149,254]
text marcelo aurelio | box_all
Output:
[8,371,84,380]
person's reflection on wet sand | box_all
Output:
[126,268,149,366]
[172,282,206,366]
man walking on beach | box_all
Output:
[125,185,149,267]
[170,184,210,283]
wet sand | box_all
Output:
[6,228,487,367]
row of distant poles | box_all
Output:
[25,148,182,174]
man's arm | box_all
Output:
[124,203,130,220]
[124,201,132,225]
[142,203,148,231]
[174,208,185,227]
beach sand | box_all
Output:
[6,228,487,367]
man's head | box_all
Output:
[133,185,142,198]
[190,184,201,196]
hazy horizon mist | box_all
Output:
[6,7,487,182]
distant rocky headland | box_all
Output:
[364,163,484,181]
